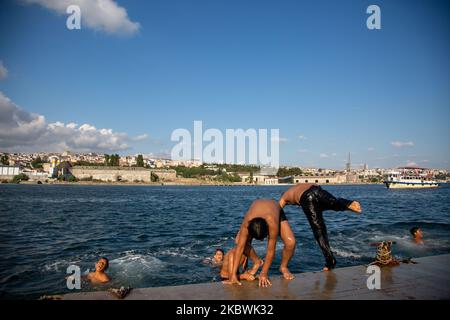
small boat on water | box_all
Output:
[384,167,439,189]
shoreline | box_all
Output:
[2,180,386,187]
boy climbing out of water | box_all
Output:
[87,257,111,284]
[220,247,263,282]
[278,183,362,274]
[223,199,284,287]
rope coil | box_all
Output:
[370,241,399,266]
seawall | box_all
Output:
[62,254,450,300]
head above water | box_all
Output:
[410,227,423,239]
[95,257,109,272]
[248,217,269,240]
[214,248,224,262]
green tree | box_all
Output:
[217,172,241,183]
[11,173,29,183]
[1,154,9,165]
[112,154,120,166]
[67,175,78,182]
[104,154,110,166]
[31,156,43,169]
[249,171,254,183]
[151,172,159,182]
[105,154,120,166]
[173,165,216,178]
[136,154,144,167]
[277,167,303,177]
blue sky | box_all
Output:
[0,0,449,169]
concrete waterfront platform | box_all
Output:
[63,254,450,300]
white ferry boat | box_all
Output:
[384,167,439,189]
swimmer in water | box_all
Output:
[220,247,263,282]
[279,183,361,273]
[87,257,111,284]
[212,248,224,265]
[203,248,225,266]
[223,199,284,287]
[410,227,424,245]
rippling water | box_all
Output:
[1,184,449,299]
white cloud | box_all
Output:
[331,153,337,157]
[319,153,329,158]
[298,135,307,140]
[0,61,8,80]
[79,123,96,131]
[391,141,414,148]
[0,92,47,146]
[23,0,140,35]
[148,151,171,159]
[131,134,148,142]
[0,91,146,152]
[367,147,375,151]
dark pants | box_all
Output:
[300,185,353,269]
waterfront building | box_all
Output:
[0,166,20,180]
[70,166,176,182]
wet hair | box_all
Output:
[248,218,269,240]
[410,227,420,236]
[99,257,109,270]
[215,248,224,255]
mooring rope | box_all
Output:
[369,242,396,266]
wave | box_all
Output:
[330,247,363,259]
[110,251,166,279]
[157,248,202,261]
[112,251,165,268]
[42,258,83,273]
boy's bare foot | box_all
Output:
[279,267,295,280]
[222,278,242,286]
[249,259,264,276]
[347,201,362,214]
[240,272,256,281]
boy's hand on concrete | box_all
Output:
[258,274,272,287]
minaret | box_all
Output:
[345,152,354,183]
[346,152,351,173]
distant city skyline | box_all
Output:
[3,150,449,172]
[0,0,449,169]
